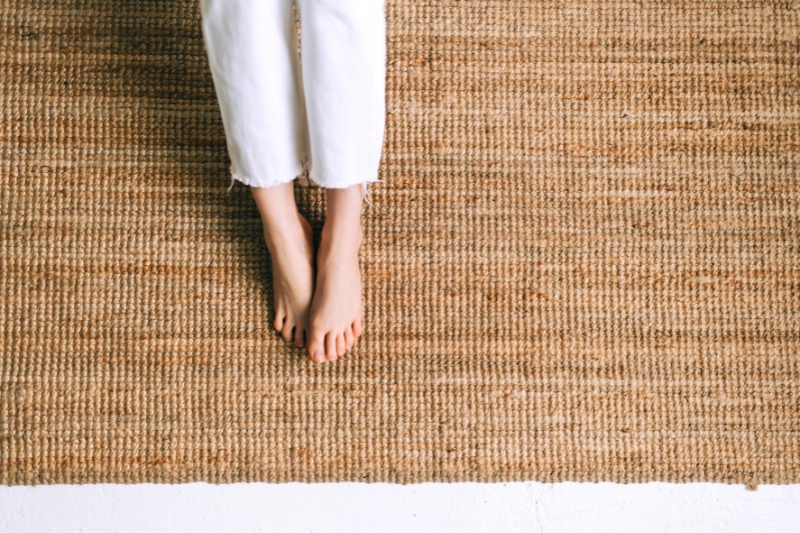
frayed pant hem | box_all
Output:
[307,174,384,206]
[225,168,303,193]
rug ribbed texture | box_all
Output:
[1,0,798,486]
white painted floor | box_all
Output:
[1,482,798,532]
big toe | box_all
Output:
[307,331,326,364]
[281,319,297,342]
[352,316,363,338]
[294,326,307,348]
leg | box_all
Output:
[296,0,387,363]
[250,181,315,349]
[200,0,315,348]
[200,0,309,190]
[295,0,387,203]
[307,185,365,363]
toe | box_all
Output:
[343,326,354,351]
[352,316,363,338]
[294,327,306,348]
[281,320,296,343]
[308,330,326,364]
[273,313,286,333]
[336,333,346,357]
[325,333,337,361]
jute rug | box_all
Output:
[1,0,798,487]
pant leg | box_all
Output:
[200,0,308,192]
[295,0,387,204]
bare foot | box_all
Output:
[264,212,315,347]
[307,186,365,363]
[251,183,316,348]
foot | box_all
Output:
[264,212,315,348]
[250,182,316,349]
[307,185,365,363]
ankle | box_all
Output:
[319,220,363,260]
[262,211,309,254]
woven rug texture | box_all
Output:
[1,0,798,486]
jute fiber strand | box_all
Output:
[1,0,798,486]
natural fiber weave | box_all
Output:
[1,0,798,486]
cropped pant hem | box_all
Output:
[202,0,387,208]
[226,165,304,192]
[226,158,382,206]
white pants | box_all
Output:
[200,0,387,203]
